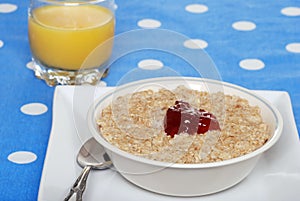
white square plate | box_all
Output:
[38,86,300,201]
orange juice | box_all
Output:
[28,5,115,70]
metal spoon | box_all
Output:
[64,137,112,201]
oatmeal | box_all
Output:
[97,85,270,164]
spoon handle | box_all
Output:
[64,165,92,201]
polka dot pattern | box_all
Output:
[0,3,17,13]
[286,43,300,53]
[138,59,164,70]
[8,151,37,164]
[0,40,3,48]
[281,7,300,16]
[20,103,48,115]
[113,3,118,10]
[184,39,208,49]
[239,59,265,70]
[232,21,256,31]
[185,4,208,14]
[137,19,161,29]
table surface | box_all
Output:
[0,0,299,200]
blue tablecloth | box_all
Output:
[0,0,299,200]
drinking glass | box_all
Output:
[28,0,115,86]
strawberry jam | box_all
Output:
[164,100,220,137]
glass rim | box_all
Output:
[35,0,111,6]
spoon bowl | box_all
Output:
[64,137,112,201]
[77,137,112,169]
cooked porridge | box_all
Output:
[97,85,270,164]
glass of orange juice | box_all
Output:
[28,0,115,86]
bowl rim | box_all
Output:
[87,77,283,169]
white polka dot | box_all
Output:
[185,4,208,14]
[26,61,34,70]
[281,7,300,16]
[0,3,17,13]
[137,19,161,29]
[286,43,300,53]
[183,39,208,49]
[232,21,256,31]
[8,151,37,164]
[0,40,3,48]
[21,103,48,115]
[138,59,164,70]
[239,59,265,70]
[113,4,118,10]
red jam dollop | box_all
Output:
[164,100,221,137]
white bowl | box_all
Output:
[87,77,283,197]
